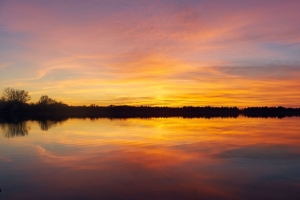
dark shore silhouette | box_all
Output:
[1,104,300,119]
[1,105,299,138]
[1,87,300,138]
[0,87,300,119]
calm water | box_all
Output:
[1,117,300,200]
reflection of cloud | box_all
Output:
[32,142,239,199]
[213,145,300,160]
[0,155,12,162]
[35,143,195,170]
[31,141,300,199]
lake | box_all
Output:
[1,117,300,199]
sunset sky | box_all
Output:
[1,0,300,107]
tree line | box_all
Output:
[1,87,300,118]
[0,87,67,112]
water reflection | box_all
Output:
[0,121,29,138]
[38,120,62,131]
[213,144,300,160]
[0,115,68,137]
[0,117,300,199]
[0,119,63,137]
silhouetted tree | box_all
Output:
[0,97,5,110]
[2,87,31,103]
[38,95,57,105]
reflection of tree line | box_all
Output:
[1,105,300,138]
[38,120,61,131]
[0,115,67,138]
[1,121,29,138]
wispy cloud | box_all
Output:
[0,62,13,71]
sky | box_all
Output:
[0,0,300,107]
